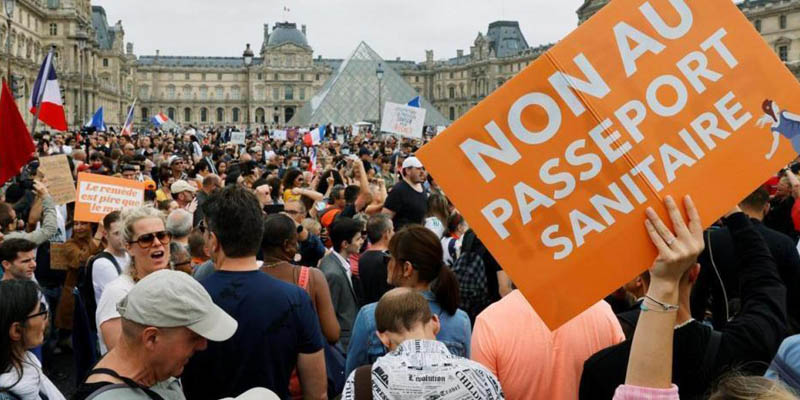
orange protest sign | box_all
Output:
[75,173,145,223]
[417,0,800,329]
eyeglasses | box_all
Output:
[24,302,48,321]
[129,231,172,249]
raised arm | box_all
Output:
[618,195,703,399]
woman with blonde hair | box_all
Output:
[94,206,171,355]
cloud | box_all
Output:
[94,0,584,61]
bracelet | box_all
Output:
[641,295,679,313]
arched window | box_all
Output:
[232,108,240,123]
[200,107,208,122]
[184,107,191,122]
[216,107,224,122]
[141,107,149,122]
[167,108,175,120]
[449,107,455,121]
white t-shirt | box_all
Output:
[96,274,134,355]
[0,351,65,400]
[92,252,131,305]
[424,216,446,239]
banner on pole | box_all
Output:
[381,102,426,138]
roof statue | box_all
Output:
[289,41,449,127]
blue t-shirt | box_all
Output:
[182,270,325,400]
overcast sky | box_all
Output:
[93,0,586,62]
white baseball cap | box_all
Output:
[220,388,280,400]
[170,180,197,194]
[117,270,237,342]
[401,156,423,169]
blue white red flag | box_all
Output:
[151,112,168,126]
[28,51,67,131]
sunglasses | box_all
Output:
[24,302,48,321]
[129,231,172,249]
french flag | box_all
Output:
[28,51,67,131]
[303,126,325,146]
[308,147,318,173]
[121,98,137,136]
[151,112,168,126]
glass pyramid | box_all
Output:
[290,41,450,127]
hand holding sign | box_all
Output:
[643,195,704,286]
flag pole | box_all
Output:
[29,46,55,137]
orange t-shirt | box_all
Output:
[471,290,624,400]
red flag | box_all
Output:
[0,79,35,185]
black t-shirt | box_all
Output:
[384,180,427,230]
[358,250,393,305]
[72,382,112,400]
[764,196,799,242]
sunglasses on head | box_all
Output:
[130,231,172,249]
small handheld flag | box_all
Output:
[151,112,168,127]
[85,107,106,132]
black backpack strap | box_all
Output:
[86,368,165,400]
[91,252,121,275]
[354,364,373,400]
[702,329,723,378]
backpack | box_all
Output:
[77,251,121,331]
[451,231,491,324]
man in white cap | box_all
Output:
[170,180,197,210]
[73,269,238,399]
[382,156,428,231]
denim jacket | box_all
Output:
[344,290,472,377]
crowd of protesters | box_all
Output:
[1,124,800,399]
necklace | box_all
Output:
[261,260,289,269]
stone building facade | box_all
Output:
[8,0,796,131]
[134,22,338,128]
[394,21,550,122]
[0,0,135,127]
[135,20,550,127]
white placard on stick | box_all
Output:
[380,102,426,139]
[272,129,287,140]
[230,131,245,145]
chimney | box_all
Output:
[396,57,400,61]
[426,50,434,63]
[457,49,464,58]
[301,24,306,35]
[126,42,133,54]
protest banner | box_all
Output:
[272,129,288,140]
[381,102,427,138]
[49,243,70,271]
[75,173,145,223]
[416,0,800,329]
[230,131,245,145]
[38,154,76,205]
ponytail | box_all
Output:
[432,265,460,315]
[389,225,461,315]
